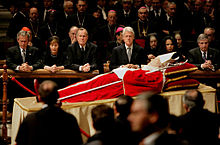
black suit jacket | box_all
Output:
[110,43,146,70]
[67,41,97,71]
[6,45,43,70]
[16,106,83,145]
[179,108,220,145]
[188,47,220,70]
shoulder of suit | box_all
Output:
[209,47,220,53]
[87,41,97,48]
[28,46,39,51]
[8,45,19,51]
[134,43,144,49]
[189,47,199,52]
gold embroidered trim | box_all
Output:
[165,75,188,84]
[165,67,198,75]
[164,84,199,91]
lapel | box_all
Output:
[25,46,32,62]
[75,42,84,58]
[131,44,137,62]
[17,46,23,62]
[121,44,129,62]
[197,48,205,62]
[207,48,213,60]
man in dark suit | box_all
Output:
[128,92,187,145]
[188,33,220,71]
[161,1,182,38]
[16,80,83,145]
[179,89,220,145]
[67,0,95,34]
[6,30,43,72]
[117,0,137,26]
[110,26,146,70]
[131,6,153,39]
[67,28,97,72]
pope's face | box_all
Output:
[123,31,134,47]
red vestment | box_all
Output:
[58,69,163,103]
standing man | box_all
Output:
[179,89,220,145]
[6,30,42,72]
[188,33,220,71]
[16,80,83,145]
[128,92,186,145]
[67,28,97,72]
[67,0,95,34]
[131,6,152,39]
[24,7,44,53]
[110,27,146,70]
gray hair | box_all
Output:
[69,26,79,32]
[182,89,204,109]
[197,33,209,43]
[122,0,133,4]
[76,27,88,36]
[167,1,176,8]
[204,27,215,34]
[122,26,135,37]
[63,1,73,9]
[17,30,30,40]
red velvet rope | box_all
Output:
[80,128,90,138]
[11,77,36,96]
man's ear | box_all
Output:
[183,104,190,112]
[149,112,159,124]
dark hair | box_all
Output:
[159,35,177,54]
[115,95,133,118]
[91,104,115,131]
[38,80,59,106]
[137,91,169,128]
[48,35,59,44]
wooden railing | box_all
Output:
[0,66,220,142]
[0,66,98,142]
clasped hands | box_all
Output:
[201,60,215,71]
[121,64,139,69]
[19,62,33,72]
[44,65,64,73]
[81,63,91,72]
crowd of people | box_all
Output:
[14,80,220,145]
[2,0,220,144]
[4,0,220,74]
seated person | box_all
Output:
[110,26,146,70]
[6,30,43,72]
[66,28,97,72]
[188,33,220,71]
[43,36,67,73]
[107,26,124,62]
[144,33,159,61]
[157,35,185,61]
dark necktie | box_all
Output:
[22,49,26,62]
[127,47,132,62]
[202,52,206,61]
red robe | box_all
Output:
[58,69,163,103]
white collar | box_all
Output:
[125,44,133,50]
[143,131,163,145]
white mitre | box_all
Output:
[142,52,179,71]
